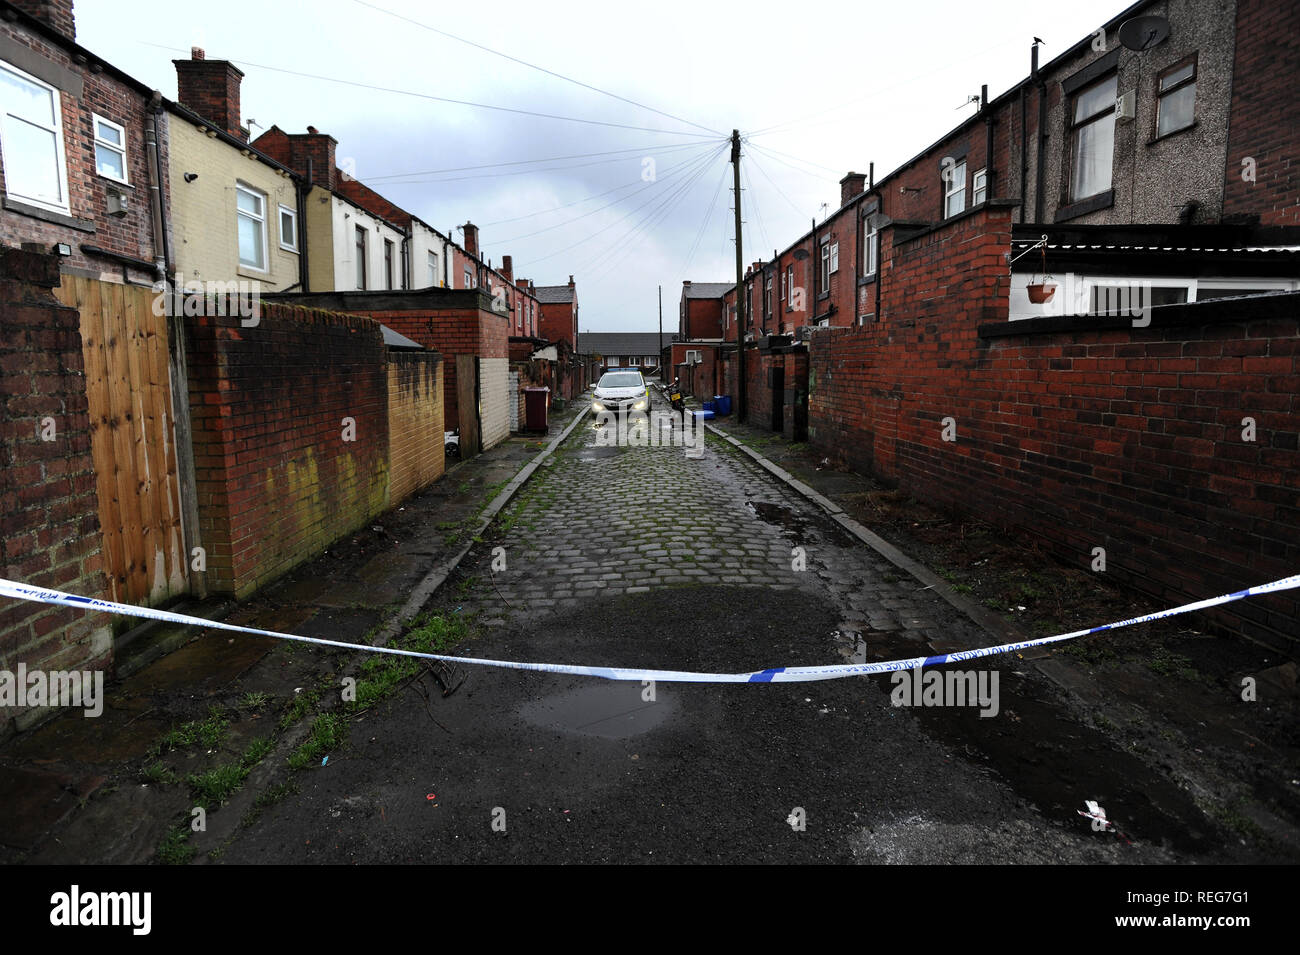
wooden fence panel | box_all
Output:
[55,276,188,605]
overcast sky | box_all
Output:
[80,0,1122,333]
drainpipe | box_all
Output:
[1032,41,1047,225]
[301,157,314,292]
[871,163,883,323]
[144,92,169,281]
[982,84,994,201]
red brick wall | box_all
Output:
[539,297,576,347]
[808,206,1300,654]
[0,246,110,733]
[682,295,724,340]
[1222,0,1300,226]
[185,302,390,598]
[0,17,167,283]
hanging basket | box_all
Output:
[1026,279,1057,303]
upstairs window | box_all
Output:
[972,168,987,205]
[1156,57,1196,137]
[384,238,395,290]
[354,225,368,288]
[863,222,878,276]
[464,267,473,289]
[0,61,70,212]
[1069,74,1118,201]
[943,160,967,218]
[427,251,439,287]
[237,184,268,271]
[92,114,128,183]
[278,204,297,251]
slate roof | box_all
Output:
[535,285,575,304]
[577,332,675,356]
[682,282,734,300]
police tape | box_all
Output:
[1,574,1296,684]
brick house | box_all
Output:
[577,331,671,376]
[0,0,169,284]
[731,0,1300,341]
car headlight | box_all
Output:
[592,400,605,411]
[633,399,647,410]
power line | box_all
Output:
[364,141,711,183]
[584,147,724,286]
[350,0,724,137]
[744,146,809,218]
[489,144,726,245]
[744,140,840,177]
[373,142,718,187]
[520,143,726,267]
[138,40,720,138]
[683,160,729,272]
[741,158,772,257]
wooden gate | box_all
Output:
[55,276,189,605]
[456,354,482,459]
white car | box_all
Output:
[592,370,649,418]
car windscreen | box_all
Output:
[598,373,643,389]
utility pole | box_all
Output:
[731,129,746,422]
[657,284,662,382]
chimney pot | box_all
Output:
[191,46,204,59]
[462,221,479,257]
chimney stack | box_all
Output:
[840,170,867,206]
[568,275,574,287]
[501,255,513,282]
[12,1,75,41]
[463,222,479,257]
[174,48,247,141]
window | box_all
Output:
[517,301,523,328]
[92,114,127,183]
[1156,57,1196,137]
[863,222,878,276]
[972,168,987,205]
[645,355,656,366]
[780,269,786,301]
[384,238,395,290]
[1069,74,1117,201]
[464,267,473,289]
[278,204,297,251]
[427,251,439,287]
[685,349,701,364]
[786,266,795,308]
[0,61,70,211]
[820,241,838,290]
[943,160,967,218]
[765,274,773,318]
[354,225,368,289]
[629,356,641,366]
[236,184,268,271]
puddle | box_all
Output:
[518,683,676,739]
[578,447,622,461]
[861,621,1223,854]
[745,500,855,547]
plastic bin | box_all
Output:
[713,395,732,415]
[691,409,715,421]
[703,400,716,413]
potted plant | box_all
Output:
[1026,241,1056,303]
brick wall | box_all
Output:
[1222,0,1300,226]
[808,206,1299,654]
[185,302,390,598]
[387,352,444,505]
[0,246,110,735]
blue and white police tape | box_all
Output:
[1,573,1296,684]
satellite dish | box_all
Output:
[793,248,811,261]
[1118,15,1170,51]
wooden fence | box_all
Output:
[54,276,189,605]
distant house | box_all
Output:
[577,331,674,376]
[536,276,578,349]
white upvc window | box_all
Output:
[278,204,297,251]
[629,356,641,366]
[863,222,878,276]
[645,355,657,366]
[972,168,987,205]
[427,251,439,287]
[943,159,967,218]
[0,60,71,212]
[236,183,268,271]
[685,349,702,364]
[820,241,838,289]
[464,267,474,289]
[1069,74,1118,201]
[92,114,128,183]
